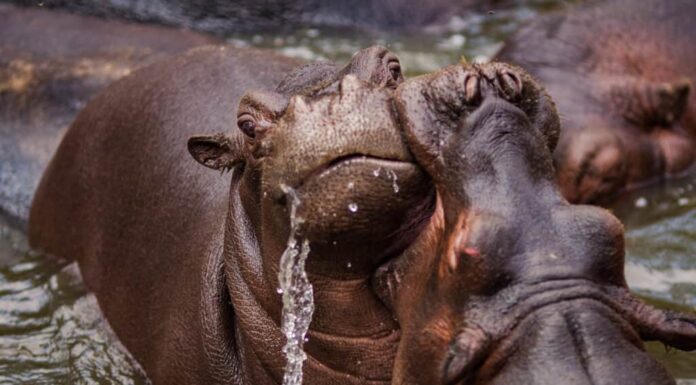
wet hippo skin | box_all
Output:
[26,43,696,384]
[0,3,218,225]
[498,0,696,204]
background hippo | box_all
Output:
[498,0,696,204]
[0,3,217,224]
[27,34,696,384]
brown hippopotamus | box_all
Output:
[0,3,217,224]
[498,0,696,204]
[27,43,696,384]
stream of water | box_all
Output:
[277,185,314,385]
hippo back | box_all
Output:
[28,46,301,384]
[0,3,217,225]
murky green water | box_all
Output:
[1,1,695,383]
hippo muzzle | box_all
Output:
[383,62,696,385]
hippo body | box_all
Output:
[0,3,217,224]
[498,0,696,204]
[27,41,696,385]
[29,46,303,384]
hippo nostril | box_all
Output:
[497,70,523,101]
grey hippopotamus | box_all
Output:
[27,43,696,385]
[0,3,217,224]
[498,0,696,204]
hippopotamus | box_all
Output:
[0,3,217,224]
[26,43,696,384]
[497,0,696,204]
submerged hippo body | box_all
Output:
[0,3,217,224]
[498,0,696,204]
[28,43,696,384]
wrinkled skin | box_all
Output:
[29,45,414,384]
[498,0,696,204]
[388,62,696,384]
[27,44,696,384]
[0,3,217,224]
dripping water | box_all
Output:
[278,184,315,385]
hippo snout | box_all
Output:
[442,279,694,385]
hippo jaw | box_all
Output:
[386,62,696,385]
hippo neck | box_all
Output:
[216,167,397,384]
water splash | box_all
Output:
[348,203,359,213]
[278,185,315,385]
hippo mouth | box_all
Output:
[308,153,419,184]
[291,151,433,253]
[443,277,696,384]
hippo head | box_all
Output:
[185,46,696,384]
[553,75,693,204]
[386,62,696,384]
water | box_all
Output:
[1,0,695,382]
[277,185,314,385]
[0,216,149,384]
[225,0,568,75]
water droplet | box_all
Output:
[277,287,284,294]
[635,197,648,208]
[388,170,400,193]
[348,203,359,213]
[347,181,355,189]
[346,262,352,269]
[332,240,338,245]
[372,168,381,177]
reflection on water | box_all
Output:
[1,0,695,382]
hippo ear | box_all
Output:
[607,78,691,127]
[187,133,244,171]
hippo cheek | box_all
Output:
[295,156,434,274]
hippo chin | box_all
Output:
[28,43,696,384]
[498,0,696,204]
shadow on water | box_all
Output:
[1,0,695,382]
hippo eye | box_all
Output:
[388,60,402,81]
[237,115,257,138]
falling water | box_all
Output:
[278,184,315,385]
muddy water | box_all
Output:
[1,0,695,383]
